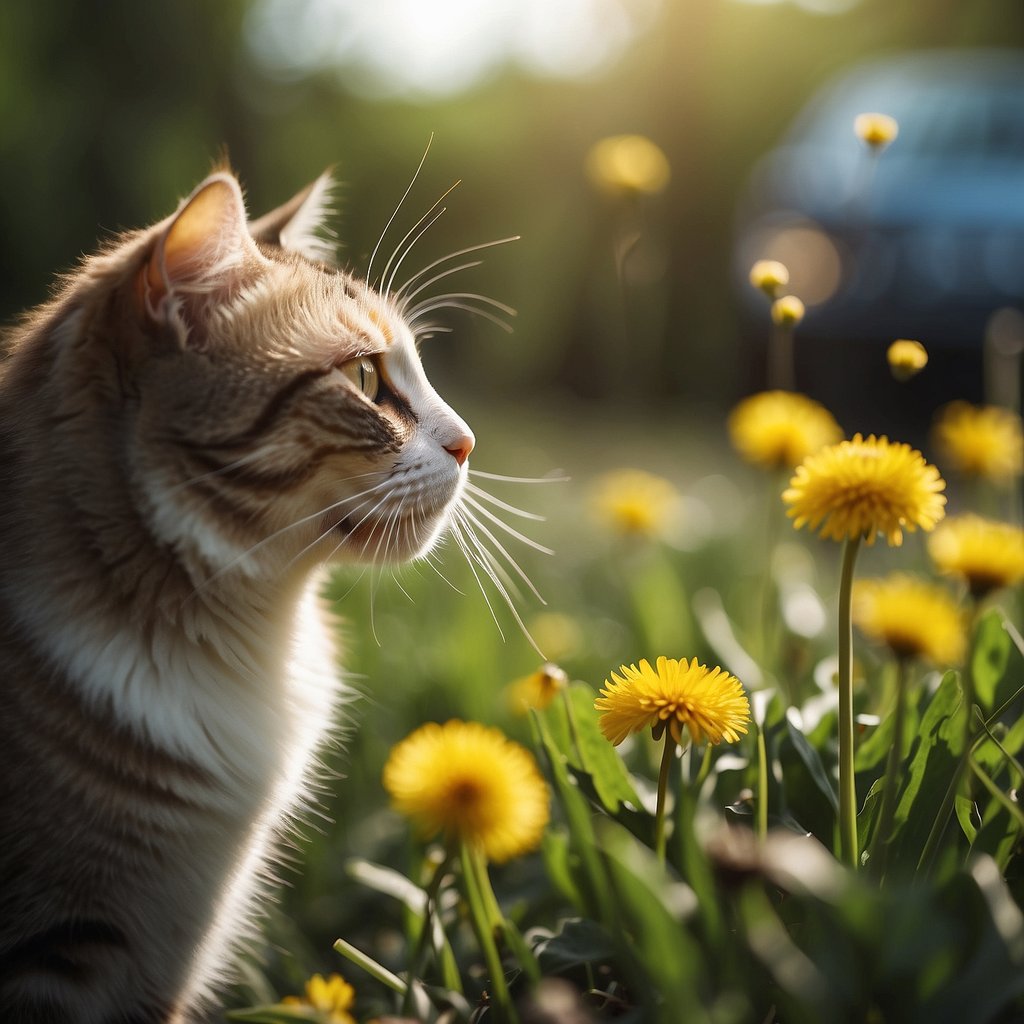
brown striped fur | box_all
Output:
[0,169,475,1022]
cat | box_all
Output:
[0,166,478,1023]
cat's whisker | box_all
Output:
[461,493,554,555]
[164,449,286,495]
[423,549,466,596]
[398,260,483,305]
[469,468,569,484]
[366,132,434,287]
[448,517,508,644]
[463,480,547,521]
[395,236,520,302]
[408,291,517,326]
[381,181,462,298]
[450,507,543,656]
[457,502,547,603]
[408,299,515,334]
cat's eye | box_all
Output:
[336,357,380,401]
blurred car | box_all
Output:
[733,49,1024,430]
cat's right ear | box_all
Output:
[140,173,262,329]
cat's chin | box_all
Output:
[329,507,450,565]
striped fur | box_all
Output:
[0,170,475,1022]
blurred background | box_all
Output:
[4,0,1024,429]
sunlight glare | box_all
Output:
[246,0,661,97]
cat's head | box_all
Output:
[123,170,475,579]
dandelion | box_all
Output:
[507,662,569,714]
[728,390,843,470]
[854,112,899,150]
[887,339,928,381]
[383,720,549,863]
[596,656,750,747]
[928,514,1024,599]
[770,294,805,327]
[591,467,680,538]
[931,401,1024,485]
[852,574,966,666]
[749,259,790,298]
[785,434,944,869]
[784,433,946,547]
[596,657,749,862]
[585,134,670,196]
[282,973,356,1024]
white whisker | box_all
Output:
[463,481,546,521]
[469,469,569,484]
[458,503,547,602]
[395,236,520,301]
[366,133,434,287]
[461,494,554,555]
[408,300,515,334]
[381,182,461,298]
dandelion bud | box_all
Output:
[749,259,789,298]
[886,339,928,381]
[771,295,805,327]
[854,112,899,150]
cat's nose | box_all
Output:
[444,430,475,466]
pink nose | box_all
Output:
[444,432,475,466]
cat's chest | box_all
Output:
[8,568,342,804]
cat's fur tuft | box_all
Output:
[0,169,475,1022]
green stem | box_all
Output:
[837,535,862,869]
[459,843,516,1022]
[868,657,908,880]
[655,733,677,865]
[400,854,451,1017]
[756,723,769,841]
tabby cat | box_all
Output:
[0,168,477,1022]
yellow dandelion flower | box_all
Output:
[585,134,670,196]
[591,468,680,538]
[771,294,805,326]
[749,259,790,298]
[927,514,1024,598]
[784,433,946,546]
[507,662,569,715]
[728,390,843,470]
[852,574,966,665]
[595,656,750,747]
[854,112,899,150]
[282,973,356,1024]
[383,720,549,863]
[932,401,1024,484]
[887,339,928,381]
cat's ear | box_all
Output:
[142,172,262,324]
[248,171,336,264]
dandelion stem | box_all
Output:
[868,656,908,880]
[837,535,862,869]
[756,723,769,842]
[655,734,677,865]
[459,843,516,1022]
[400,853,451,1017]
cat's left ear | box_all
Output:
[142,172,262,327]
[248,171,336,264]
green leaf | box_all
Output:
[533,917,618,974]
[972,608,1013,712]
[954,793,978,844]
[886,672,966,875]
[565,682,642,812]
[785,714,839,813]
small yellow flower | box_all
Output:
[771,295,805,326]
[595,656,750,747]
[282,973,356,1024]
[728,390,843,470]
[591,468,680,538]
[783,433,946,546]
[507,662,569,715]
[931,401,1024,484]
[749,259,790,298]
[887,339,928,381]
[927,514,1024,598]
[852,574,966,665]
[585,134,670,196]
[854,112,899,150]
[383,720,549,862]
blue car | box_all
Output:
[734,49,1024,427]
